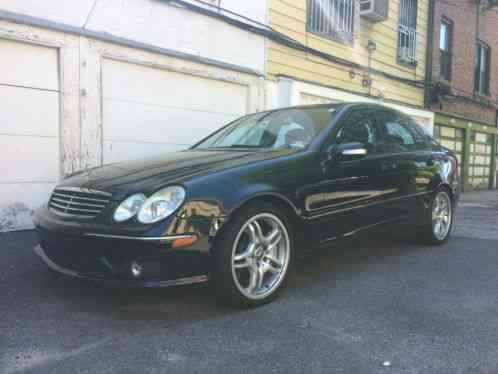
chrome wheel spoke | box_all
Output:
[433,198,440,213]
[263,255,282,273]
[233,257,252,269]
[265,228,282,252]
[234,243,255,260]
[439,199,446,214]
[247,221,264,244]
[247,266,264,293]
[434,222,441,235]
[233,243,255,266]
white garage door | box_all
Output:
[102,59,249,163]
[300,93,338,106]
[0,39,60,231]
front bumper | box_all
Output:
[33,206,222,287]
[34,244,208,287]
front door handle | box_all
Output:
[381,162,398,172]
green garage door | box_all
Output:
[434,124,464,175]
[468,131,493,189]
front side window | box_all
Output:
[475,41,491,96]
[335,110,378,154]
[194,107,340,150]
[308,0,356,43]
[439,17,453,81]
[397,0,418,66]
[385,122,415,145]
[376,111,418,153]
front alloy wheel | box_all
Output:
[212,202,293,307]
[231,213,290,300]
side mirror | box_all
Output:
[329,142,368,162]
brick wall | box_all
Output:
[430,0,498,126]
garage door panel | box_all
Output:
[0,135,59,183]
[0,85,59,137]
[0,39,59,231]
[103,99,238,145]
[103,140,185,164]
[469,131,493,189]
[103,59,247,116]
[102,59,248,164]
[0,39,59,90]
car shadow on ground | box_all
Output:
[32,230,436,325]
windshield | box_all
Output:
[193,106,340,150]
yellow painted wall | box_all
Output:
[268,0,429,106]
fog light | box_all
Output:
[130,261,143,278]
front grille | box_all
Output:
[49,187,111,218]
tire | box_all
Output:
[211,202,293,308]
[420,187,454,245]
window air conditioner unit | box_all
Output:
[360,0,389,22]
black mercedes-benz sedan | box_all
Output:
[34,103,459,307]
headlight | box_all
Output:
[113,193,146,222]
[137,186,186,224]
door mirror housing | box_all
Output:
[328,142,368,162]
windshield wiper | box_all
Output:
[227,144,268,148]
[197,145,270,151]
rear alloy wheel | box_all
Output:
[212,203,293,307]
[422,188,453,245]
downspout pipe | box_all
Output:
[474,0,481,98]
[424,0,436,108]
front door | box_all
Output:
[303,108,391,243]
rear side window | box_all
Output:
[376,110,424,153]
[405,119,430,148]
[385,121,415,145]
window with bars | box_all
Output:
[439,17,453,81]
[475,40,491,96]
[307,0,356,43]
[397,0,418,66]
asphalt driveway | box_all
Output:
[1,191,498,374]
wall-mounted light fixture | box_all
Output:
[366,40,377,52]
[365,41,377,95]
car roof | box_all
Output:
[269,102,396,113]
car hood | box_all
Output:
[59,149,295,198]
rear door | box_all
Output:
[374,110,429,221]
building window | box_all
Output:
[397,0,418,66]
[307,0,356,43]
[475,41,491,96]
[439,17,453,81]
